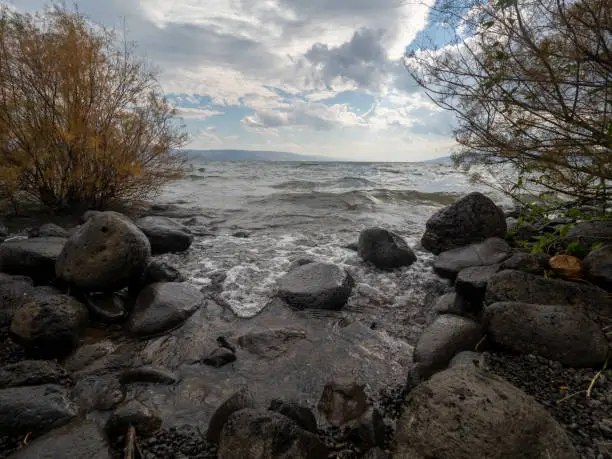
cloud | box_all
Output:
[176,107,224,120]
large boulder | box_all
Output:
[499,252,549,274]
[206,388,257,444]
[8,421,111,459]
[582,245,612,291]
[393,368,578,459]
[483,302,609,367]
[421,192,506,254]
[485,269,612,321]
[0,385,77,436]
[357,228,417,270]
[0,237,66,284]
[135,216,193,254]
[413,315,482,378]
[126,282,204,336]
[564,220,612,249]
[10,294,88,358]
[56,212,151,291]
[0,274,35,327]
[218,409,328,459]
[455,264,501,308]
[433,238,512,280]
[0,360,69,388]
[105,400,162,440]
[277,262,354,310]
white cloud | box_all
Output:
[176,107,224,120]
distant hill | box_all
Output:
[186,149,336,162]
[421,156,452,164]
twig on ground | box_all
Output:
[124,425,136,459]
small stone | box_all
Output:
[269,399,318,433]
[105,400,162,440]
[120,366,179,385]
[318,380,370,426]
[203,347,236,368]
[550,255,582,278]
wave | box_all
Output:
[270,180,319,190]
[325,176,377,188]
[250,189,459,210]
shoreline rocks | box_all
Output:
[357,228,417,270]
[0,237,66,284]
[135,216,193,254]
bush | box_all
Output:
[0,7,189,210]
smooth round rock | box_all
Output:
[218,409,328,459]
[135,216,193,254]
[421,192,507,254]
[120,366,179,385]
[56,212,151,291]
[126,282,204,336]
[0,385,77,436]
[583,245,612,291]
[105,400,162,440]
[0,360,69,388]
[206,388,256,444]
[357,228,417,270]
[0,274,35,328]
[10,294,89,358]
[0,237,66,284]
[433,238,511,280]
[483,302,609,367]
[393,368,578,459]
[277,262,354,310]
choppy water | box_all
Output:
[157,160,509,318]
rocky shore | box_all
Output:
[0,192,610,459]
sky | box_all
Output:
[8,0,458,161]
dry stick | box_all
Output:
[124,425,136,459]
[586,354,610,401]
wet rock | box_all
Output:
[83,292,128,323]
[269,399,318,434]
[421,192,507,254]
[0,385,77,435]
[10,294,88,358]
[72,374,125,411]
[318,380,370,426]
[433,238,511,280]
[277,262,354,310]
[105,400,162,440]
[0,274,35,328]
[63,340,117,373]
[219,409,328,459]
[130,259,187,295]
[135,216,193,254]
[8,420,111,459]
[448,351,487,370]
[393,368,578,459]
[28,223,70,239]
[0,360,69,388]
[357,228,417,270]
[362,447,389,459]
[238,328,307,359]
[127,282,204,337]
[484,270,612,320]
[206,388,257,444]
[483,302,609,367]
[0,237,66,284]
[0,222,7,241]
[232,231,250,238]
[549,255,582,278]
[431,292,468,316]
[344,242,358,251]
[582,245,612,291]
[500,252,549,274]
[565,220,612,249]
[413,315,482,378]
[120,366,179,385]
[203,347,236,368]
[455,264,501,308]
[56,211,151,291]
[344,407,386,452]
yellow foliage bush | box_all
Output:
[0,6,189,210]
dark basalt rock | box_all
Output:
[203,347,236,368]
[499,252,549,274]
[126,282,204,337]
[357,228,417,270]
[277,262,354,310]
[0,274,35,328]
[120,366,179,385]
[10,294,88,358]
[0,360,69,388]
[483,302,609,367]
[218,409,328,459]
[71,375,125,411]
[206,388,257,444]
[135,216,193,254]
[28,223,70,239]
[269,399,318,434]
[105,400,162,440]
[0,385,77,436]
[454,264,501,308]
[83,292,129,324]
[238,328,306,359]
[582,245,612,291]
[433,238,511,280]
[0,237,66,284]
[421,192,506,254]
